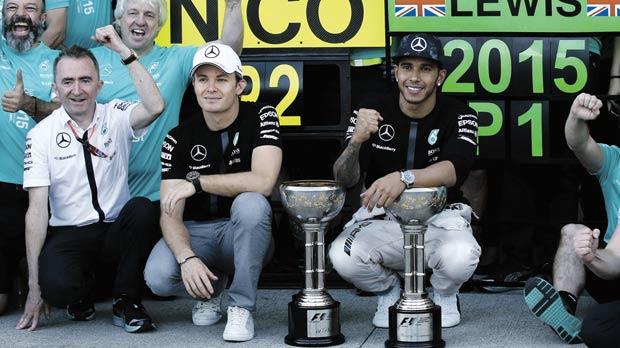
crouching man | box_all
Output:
[144,43,282,342]
[16,26,164,332]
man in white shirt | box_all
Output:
[15,25,164,333]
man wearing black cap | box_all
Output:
[329,33,480,328]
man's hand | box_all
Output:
[16,287,50,331]
[569,93,603,122]
[360,171,406,211]
[573,227,600,264]
[350,108,383,145]
[162,180,196,216]
[92,25,131,58]
[2,69,27,113]
[180,257,219,299]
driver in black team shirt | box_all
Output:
[329,33,481,329]
[143,43,282,343]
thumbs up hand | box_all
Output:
[2,69,28,113]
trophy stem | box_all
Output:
[302,222,326,291]
[402,223,426,296]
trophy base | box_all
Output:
[284,297,345,347]
[285,334,346,347]
[385,304,444,348]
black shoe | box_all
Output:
[66,302,96,321]
[112,297,155,333]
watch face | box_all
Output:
[186,171,200,181]
[401,170,414,185]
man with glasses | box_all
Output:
[16,25,164,333]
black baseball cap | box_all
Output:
[394,33,443,67]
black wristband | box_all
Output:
[178,255,199,266]
[611,75,620,79]
[121,51,137,65]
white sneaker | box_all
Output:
[192,275,228,326]
[192,294,223,326]
[223,306,254,342]
[433,292,460,328]
[372,284,401,328]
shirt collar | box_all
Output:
[60,103,103,131]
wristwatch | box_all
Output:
[400,170,415,189]
[121,50,137,65]
[185,171,202,194]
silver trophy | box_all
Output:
[280,180,346,346]
[384,187,447,348]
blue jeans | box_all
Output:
[144,192,274,311]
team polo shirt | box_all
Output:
[161,102,282,221]
[0,41,57,184]
[593,144,620,243]
[23,100,142,227]
[92,44,196,201]
[346,89,478,203]
[46,0,113,48]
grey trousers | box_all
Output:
[144,192,274,311]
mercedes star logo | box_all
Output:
[56,132,71,148]
[378,124,395,142]
[204,45,220,58]
[410,37,427,52]
[191,145,207,161]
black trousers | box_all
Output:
[38,197,157,307]
[585,267,620,304]
[0,182,27,294]
[581,300,620,348]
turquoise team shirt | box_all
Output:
[0,41,57,184]
[92,45,196,201]
[595,144,620,243]
[46,0,113,48]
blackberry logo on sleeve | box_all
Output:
[114,101,133,111]
[56,132,71,148]
[428,129,439,145]
[191,145,207,161]
[378,124,395,142]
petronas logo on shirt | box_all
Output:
[39,60,49,71]
[233,132,239,146]
[428,129,439,145]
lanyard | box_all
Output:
[67,121,108,158]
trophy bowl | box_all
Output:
[279,180,346,223]
[386,187,447,225]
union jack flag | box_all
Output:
[587,0,620,16]
[395,0,446,17]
